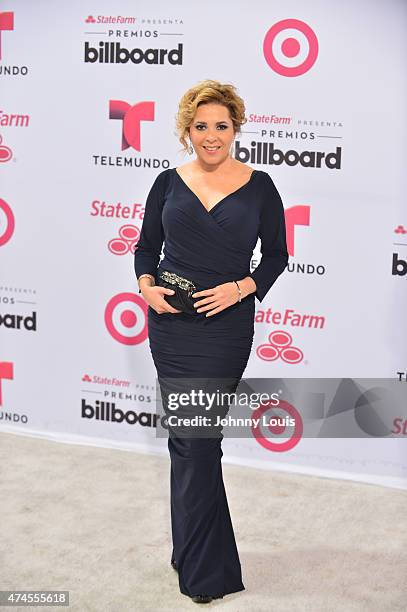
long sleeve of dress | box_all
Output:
[249,173,289,302]
[134,171,167,291]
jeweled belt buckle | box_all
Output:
[159,270,197,297]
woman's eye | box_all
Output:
[195,124,228,130]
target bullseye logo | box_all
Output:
[251,399,303,452]
[263,19,319,77]
[0,198,15,246]
[105,292,148,345]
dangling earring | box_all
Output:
[230,140,235,158]
[188,141,194,155]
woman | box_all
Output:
[134,80,288,604]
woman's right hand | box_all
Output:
[141,285,183,315]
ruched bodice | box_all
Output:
[135,167,288,301]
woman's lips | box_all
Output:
[203,146,221,154]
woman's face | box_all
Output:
[188,102,235,165]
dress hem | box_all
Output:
[180,583,245,599]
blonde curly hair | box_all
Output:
[175,79,247,154]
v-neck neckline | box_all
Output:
[174,167,257,215]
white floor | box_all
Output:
[1,431,406,611]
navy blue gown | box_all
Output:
[134,166,288,599]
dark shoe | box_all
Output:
[191,594,213,604]
[171,559,178,572]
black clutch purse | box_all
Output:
[156,269,198,315]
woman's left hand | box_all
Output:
[192,282,240,317]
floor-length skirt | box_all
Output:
[147,293,255,598]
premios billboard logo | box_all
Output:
[237,110,343,171]
[83,13,183,66]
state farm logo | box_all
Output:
[254,308,325,365]
[93,100,169,169]
[255,308,325,330]
[0,110,29,161]
[0,134,12,161]
[91,198,144,221]
[0,11,28,76]
[108,224,140,255]
[85,15,137,25]
[105,292,148,345]
[0,109,29,127]
[392,224,407,277]
[257,330,304,364]
[89,198,144,253]
[0,198,15,246]
[81,373,131,388]
[263,19,318,77]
